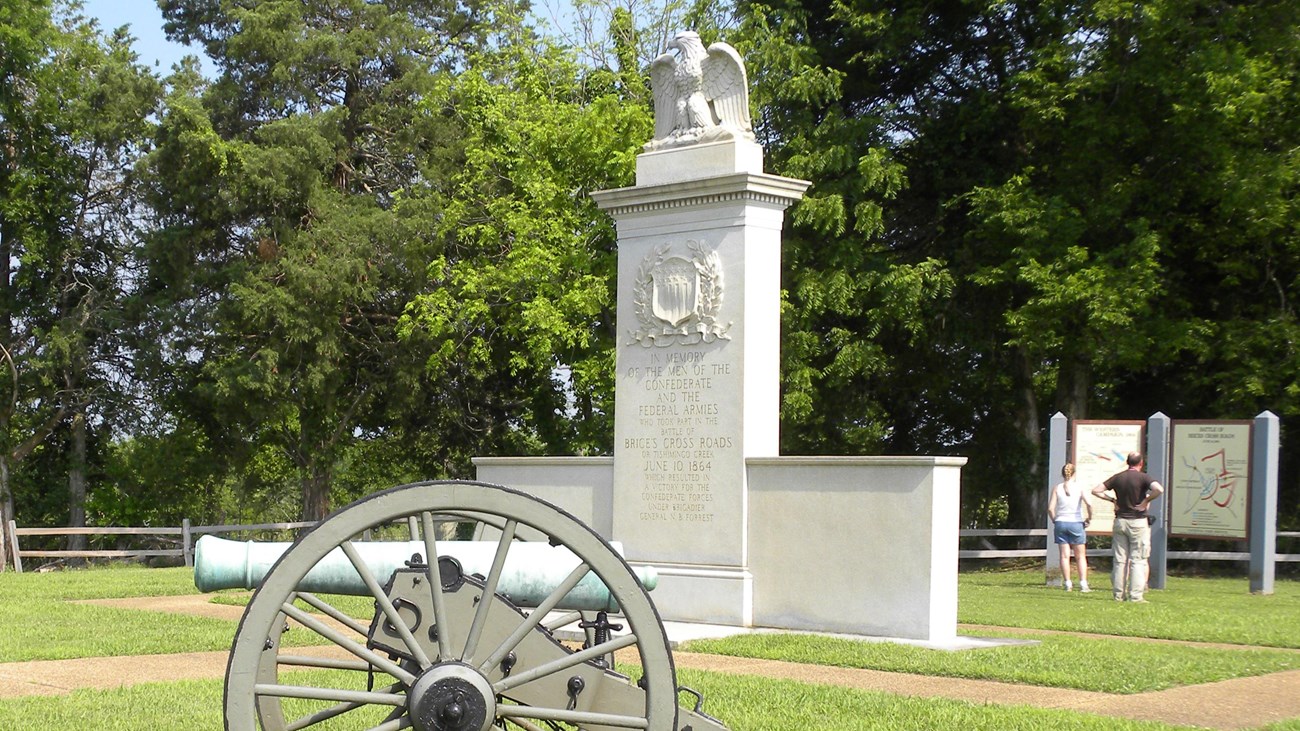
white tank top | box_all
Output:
[1054,482,1086,523]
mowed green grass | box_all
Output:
[0,671,1214,731]
[682,568,1300,694]
[958,569,1300,647]
[0,566,1298,729]
[0,566,237,662]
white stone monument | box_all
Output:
[477,31,964,643]
[589,32,806,624]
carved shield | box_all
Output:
[650,257,699,327]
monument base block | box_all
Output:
[635,139,764,187]
[475,455,964,643]
[631,563,754,627]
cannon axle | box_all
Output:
[407,663,495,731]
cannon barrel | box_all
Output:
[194,534,657,612]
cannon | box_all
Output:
[195,536,660,612]
[199,479,729,731]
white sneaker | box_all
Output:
[1064,582,1073,591]
[1079,583,1091,593]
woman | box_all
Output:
[1048,463,1092,592]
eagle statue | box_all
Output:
[647,31,754,151]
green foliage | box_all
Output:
[732,0,1300,526]
[6,0,1299,535]
[400,37,650,456]
[143,0,506,519]
[0,0,163,536]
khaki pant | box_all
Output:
[1112,517,1151,601]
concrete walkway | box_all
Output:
[1,595,1297,730]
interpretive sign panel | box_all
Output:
[1071,421,1145,533]
[1169,421,1252,540]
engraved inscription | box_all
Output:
[624,350,736,524]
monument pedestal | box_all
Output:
[587,143,807,626]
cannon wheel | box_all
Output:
[224,480,679,731]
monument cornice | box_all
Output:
[591,172,811,216]
[746,456,970,468]
[472,456,614,466]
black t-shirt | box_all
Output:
[1104,469,1157,519]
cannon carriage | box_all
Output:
[196,480,729,731]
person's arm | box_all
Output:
[1091,482,1115,503]
[1082,494,1093,524]
[1139,481,1164,510]
[1047,487,1059,522]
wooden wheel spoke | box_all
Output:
[478,561,590,674]
[296,591,369,636]
[461,518,517,663]
[276,654,371,672]
[494,633,637,694]
[282,683,403,731]
[254,683,405,706]
[497,704,649,729]
[419,510,454,661]
[541,610,583,632]
[279,601,416,685]
[341,540,433,670]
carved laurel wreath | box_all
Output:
[628,239,731,347]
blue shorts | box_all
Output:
[1054,521,1086,545]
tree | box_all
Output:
[732,0,1300,526]
[0,0,161,559]
[145,0,474,520]
[146,0,647,519]
[399,26,651,463]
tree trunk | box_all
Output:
[0,454,9,571]
[67,411,88,552]
[301,467,332,522]
[1056,351,1092,421]
[1010,348,1044,529]
[2,124,13,572]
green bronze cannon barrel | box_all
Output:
[193,534,657,612]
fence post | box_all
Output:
[8,520,21,573]
[1146,412,1171,590]
[1250,411,1279,594]
[182,518,194,568]
[1045,412,1068,586]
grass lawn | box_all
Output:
[0,565,1297,729]
[682,568,1300,694]
[682,629,1300,694]
[0,566,238,662]
[958,569,1300,647]
[0,670,1215,731]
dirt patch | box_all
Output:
[78,594,248,622]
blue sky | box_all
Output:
[80,0,210,74]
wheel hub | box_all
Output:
[408,662,496,731]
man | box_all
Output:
[1092,452,1163,602]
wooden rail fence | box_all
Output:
[5,519,316,573]
[5,521,1299,572]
